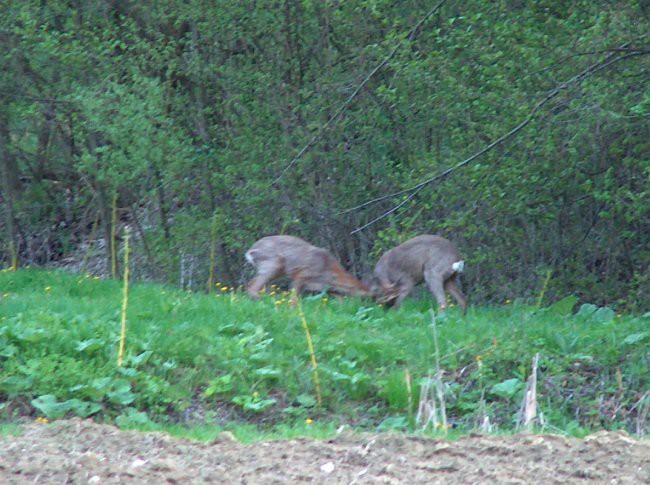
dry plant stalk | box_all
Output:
[416,377,437,429]
[431,310,448,432]
[536,269,552,309]
[478,392,493,432]
[405,368,413,421]
[519,352,540,431]
[117,227,131,367]
[294,289,322,407]
[632,391,649,435]
[416,310,448,433]
[9,240,18,270]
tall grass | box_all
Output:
[0,269,648,437]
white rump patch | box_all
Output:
[245,250,256,265]
[452,260,465,273]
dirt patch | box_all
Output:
[1,419,648,484]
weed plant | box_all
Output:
[1,269,648,438]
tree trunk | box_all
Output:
[0,110,20,268]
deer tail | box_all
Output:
[452,260,465,273]
[245,250,257,265]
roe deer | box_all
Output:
[370,235,467,312]
[245,235,369,300]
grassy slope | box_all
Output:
[0,269,648,440]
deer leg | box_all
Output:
[246,259,284,299]
[288,269,307,306]
[390,279,416,309]
[424,269,449,311]
[444,275,468,314]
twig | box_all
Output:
[272,0,450,185]
[346,48,644,233]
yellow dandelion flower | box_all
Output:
[220,286,229,292]
[35,416,49,424]
[45,286,52,292]
[305,418,314,425]
[505,299,512,304]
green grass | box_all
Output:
[1,268,648,439]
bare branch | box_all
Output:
[347,47,645,233]
[271,0,450,185]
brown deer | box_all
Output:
[369,235,468,312]
[245,235,369,301]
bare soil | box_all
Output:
[1,419,648,484]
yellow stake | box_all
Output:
[117,227,130,367]
[294,289,322,407]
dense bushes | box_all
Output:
[0,1,648,310]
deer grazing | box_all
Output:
[369,235,468,312]
[245,235,369,300]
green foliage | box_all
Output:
[1,269,648,437]
[1,1,648,312]
[31,395,101,420]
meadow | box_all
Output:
[0,269,648,441]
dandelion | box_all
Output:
[220,286,229,292]
[45,286,52,293]
[35,416,49,424]
[305,418,314,425]
[505,299,512,304]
